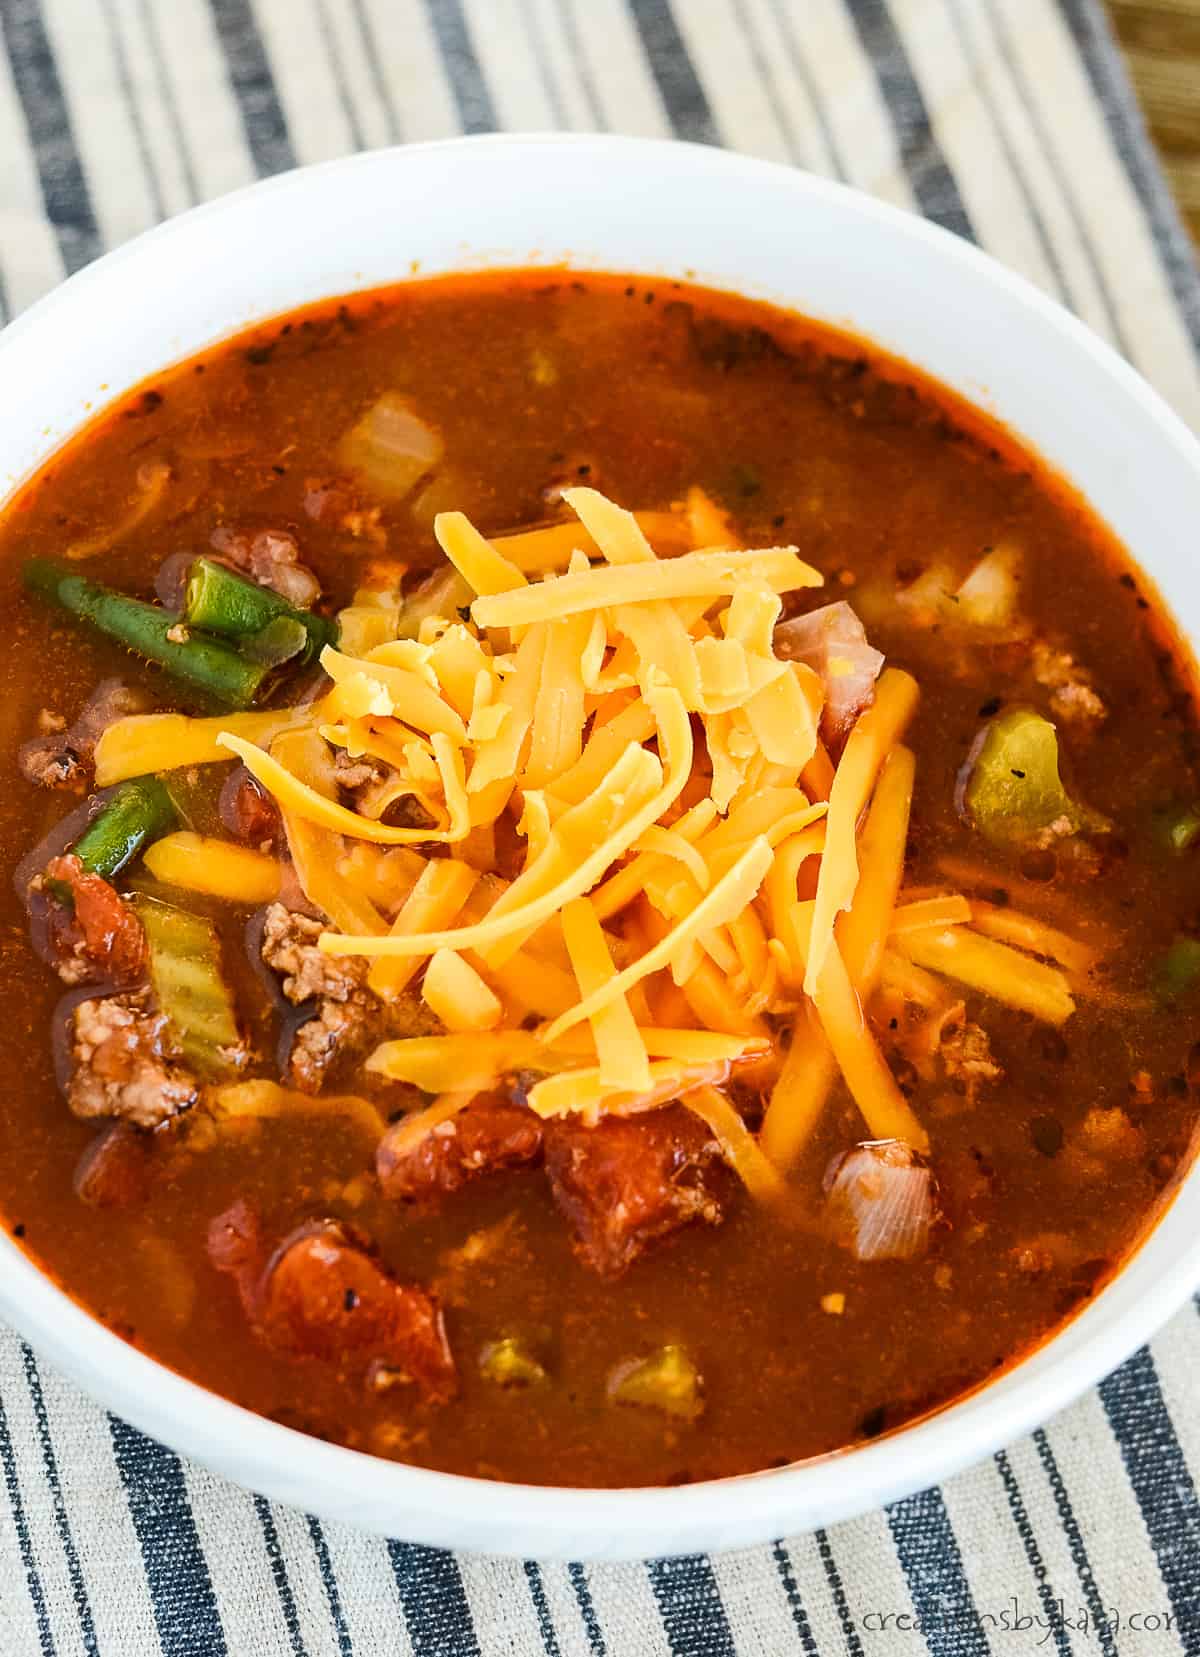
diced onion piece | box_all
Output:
[774,601,884,746]
[955,544,1021,629]
[825,1140,938,1262]
[421,949,503,1032]
[144,832,281,905]
[339,392,443,499]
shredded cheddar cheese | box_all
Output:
[421,949,503,1032]
[186,488,1086,1199]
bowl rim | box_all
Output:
[3,129,1200,1560]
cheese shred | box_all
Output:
[198,487,1070,1182]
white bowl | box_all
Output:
[2,134,1199,1561]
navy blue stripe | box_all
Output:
[772,1540,819,1655]
[109,1416,227,1657]
[254,1494,307,1657]
[975,0,1130,357]
[1099,1346,1200,1652]
[885,1488,990,1657]
[524,1560,562,1657]
[992,1451,1072,1657]
[306,1515,353,1657]
[21,1347,97,1655]
[815,1528,864,1657]
[207,0,296,177]
[842,0,974,241]
[1058,0,1200,355]
[627,0,720,146]
[421,0,496,135]
[0,1383,55,1656]
[387,1542,481,1657]
[568,1561,606,1657]
[647,1553,735,1657]
[1031,1428,1117,1657]
[0,0,102,274]
[942,0,1072,307]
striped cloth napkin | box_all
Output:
[1,1,1198,1653]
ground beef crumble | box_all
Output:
[261,904,397,1092]
[19,680,148,792]
[69,989,198,1128]
[210,525,321,608]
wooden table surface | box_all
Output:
[1107,0,1200,242]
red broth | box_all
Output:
[0,271,1196,1487]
